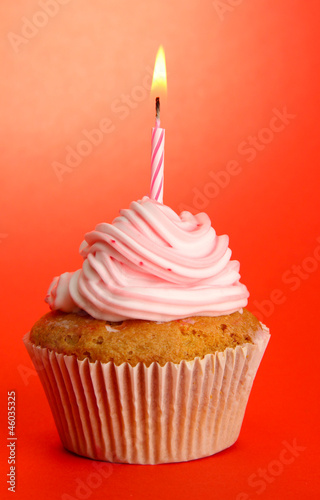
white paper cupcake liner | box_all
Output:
[23,325,270,464]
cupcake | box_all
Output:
[24,197,270,464]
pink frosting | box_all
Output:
[45,197,249,321]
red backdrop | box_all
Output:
[1,0,319,499]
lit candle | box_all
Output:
[150,46,167,203]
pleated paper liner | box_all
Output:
[23,325,270,464]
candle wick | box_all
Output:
[156,97,160,121]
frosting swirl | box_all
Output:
[46,197,249,321]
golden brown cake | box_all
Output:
[29,308,260,367]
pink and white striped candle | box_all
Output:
[150,46,166,204]
[150,97,165,203]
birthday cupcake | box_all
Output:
[24,197,270,464]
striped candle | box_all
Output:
[150,98,165,203]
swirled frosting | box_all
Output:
[45,197,249,321]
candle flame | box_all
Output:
[151,46,167,95]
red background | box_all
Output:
[1,0,319,498]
